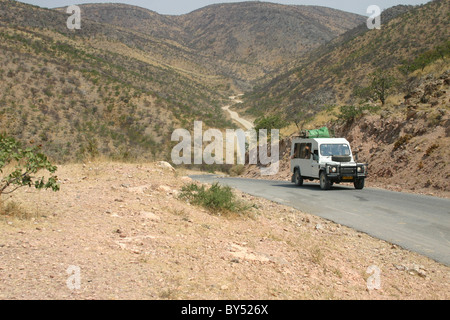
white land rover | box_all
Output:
[290,137,368,190]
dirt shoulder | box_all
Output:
[0,162,448,300]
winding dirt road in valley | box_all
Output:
[222,95,254,130]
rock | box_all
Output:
[180,176,193,183]
[127,185,151,195]
[141,211,160,221]
[229,243,270,262]
[156,161,175,172]
[157,185,172,192]
[394,263,427,278]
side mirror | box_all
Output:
[312,154,319,161]
[353,152,359,162]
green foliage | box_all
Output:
[399,41,450,74]
[369,70,397,105]
[229,164,246,177]
[254,115,287,131]
[0,134,60,196]
[179,183,250,215]
[352,70,397,105]
[338,104,380,123]
[284,102,315,130]
[254,115,287,140]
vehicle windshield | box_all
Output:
[320,144,351,157]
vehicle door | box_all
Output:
[310,147,320,178]
[298,142,312,177]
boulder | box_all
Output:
[156,161,175,171]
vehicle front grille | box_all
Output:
[341,167,356,174]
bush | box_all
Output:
[254,115,287,141]
[0,200,33,220]
[338,104,380,123]
[425,144,439,156]
[338,105,363,123]
[178,183,250,216]
[229,164,245,176]
[0,134,60,197]
[354,70,396,105]
[393,134,413,151]
[399,41,450,74]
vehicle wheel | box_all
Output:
[294,169,303,186]
[319,171,331,190]
[354,178,365,190]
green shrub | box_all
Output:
[399,41,450,74]
[178,183,250,216]
[338,105,362,123]
[0,134,60,197]
[229,164,245,176]
[338,104,380,123]
[254,115,287,141]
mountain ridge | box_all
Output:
[74,2,365,86]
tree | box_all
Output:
[254,114,287,141]
[369,70,396,105]
[0,134,60,199]
[285,102,313,131]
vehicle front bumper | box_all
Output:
[326,165,367,182]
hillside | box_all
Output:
[0,0,234,162]
[77,2,365,87]
[236,0,450,198]
[0,1,365,162]
[240,0,449,117]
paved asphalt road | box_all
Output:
[190,175,450,266]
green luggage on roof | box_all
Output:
[307,127,330,138]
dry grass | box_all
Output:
[0,200,35,220]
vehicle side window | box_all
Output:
[299,143,312,159]
[293,143,301,159]
[313,150,319,161]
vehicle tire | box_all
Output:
[294,169,303,186]
[319,171,331,190]
[354,178,365,190]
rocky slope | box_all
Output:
[0,0,233,162]
[0,0,365,162]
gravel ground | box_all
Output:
[0,162,448,300]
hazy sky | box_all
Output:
[19,0,432,16]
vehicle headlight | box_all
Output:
[357,166,363,173]
[330,166,337,173]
